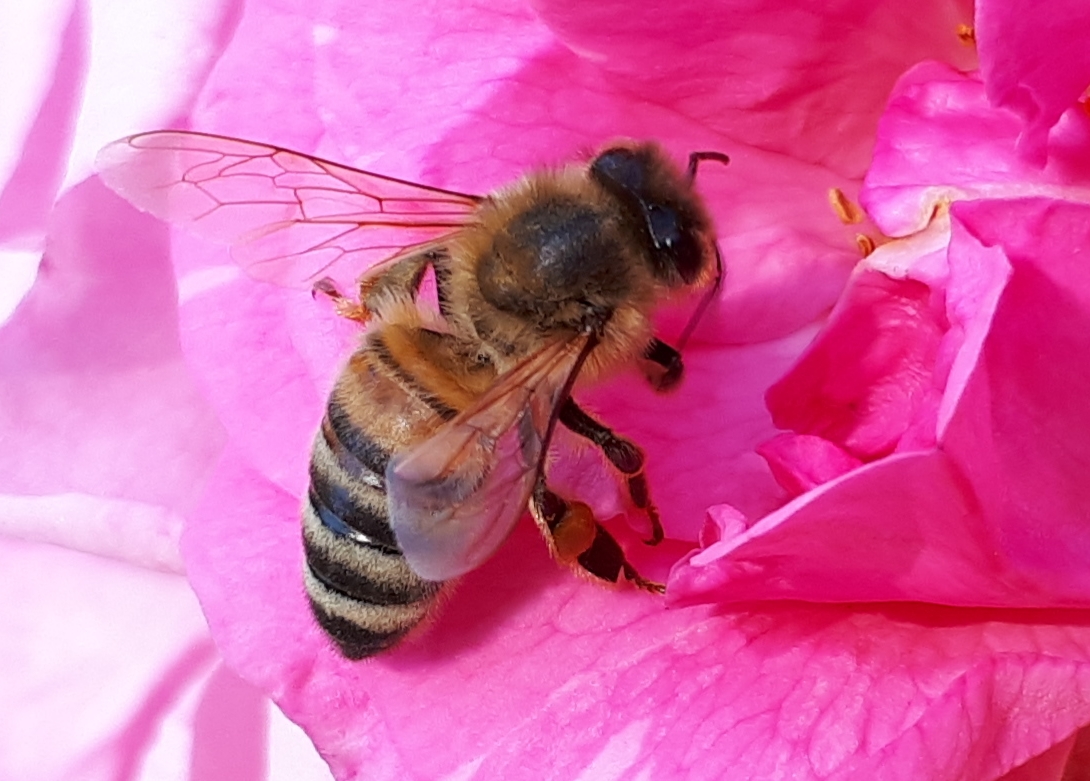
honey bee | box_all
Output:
[97,132,728,659]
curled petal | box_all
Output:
[672,200,1090,610]
[765,269,946,459]
[861,64,1090,236]
[976,0,1090,162]
[758,433,864,498]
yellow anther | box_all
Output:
[828,188,864,225]
[855,234,877,257]
[957,24,976,46]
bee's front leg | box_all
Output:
[530,481,664,594]
[558,399,664,545]
[641,337,683,393]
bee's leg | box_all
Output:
[359,249,445,311]
[312,248,448,324]
[641,337,683,393]
[530,481,664,594]
[558,400,664,545]
[312,278,373,323]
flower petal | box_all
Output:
[861,64,1090,236]
[0,180,224,565]
[183,457,1090,780]
[672,197,1090,610]
[765,269,946,459]
[941,198,1090,603]
[0,538,216,780]
[531,0,978,177]
[758,433,864,498]
[975,0,1090,162]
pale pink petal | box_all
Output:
[0,0,233,270]
[184,453,1090,779]
[64,0,235,188]
[976,0,1090,162]
[0,538,216,781]
[0,0,237,564]
[861,63,1090,236]
[0,0,82,247]
[2,0,329,779]
[0,536,333,781]
[0,0,72,195]
[0,180,224,564]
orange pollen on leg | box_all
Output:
[551,502,598,563]
[828,188,864,225]
[957,24,976,46]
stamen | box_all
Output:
[855,234,877,257]
[828,188,864,225]
[957,24,976,46]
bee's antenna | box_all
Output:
[676,150,729,351]
[686,151,730,183]
[675,243,723,353]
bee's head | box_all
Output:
[589,143,719,290]
[469,142,723,363]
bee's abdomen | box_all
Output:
[303,390,443,659]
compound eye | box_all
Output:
[590,148,645,192]
[646,204,681,250]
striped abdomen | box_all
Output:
[303,338,453,659]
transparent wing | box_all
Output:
[386,335,592,581]
[95,130,482,288]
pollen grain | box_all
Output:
[957,24,976,46]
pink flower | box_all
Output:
[7,0,1090,780]
[672,62,1090,611]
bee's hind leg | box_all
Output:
[530,481,665,595]
[557,399,664,546]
